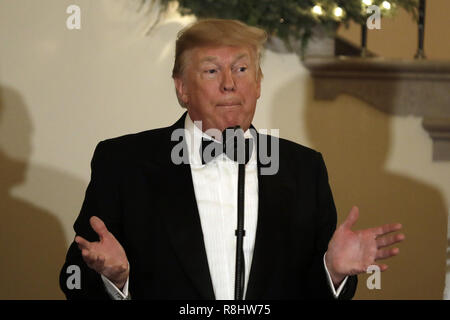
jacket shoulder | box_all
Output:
[269,136,326,177]
[96,112,187,158]
[100,126,169,150]
[91,125,173,168]
[278,136,320,159]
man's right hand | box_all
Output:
[75,216,129,290]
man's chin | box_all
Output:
[221,120,252,132]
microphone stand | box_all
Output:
[234,161,245,300]
[224,126,247,300]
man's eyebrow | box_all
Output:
[199,56,219,63]
[198,53,250,64]
[232,53,250,64]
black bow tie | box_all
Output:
[200,126,253,165]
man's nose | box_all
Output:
[221,70,235,92]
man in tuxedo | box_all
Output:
[59,19,404,300]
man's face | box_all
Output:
[174,45,261,134]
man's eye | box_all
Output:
[206,69,217,74]
[238,67,247,72]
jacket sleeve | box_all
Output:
[306,152,357,300]
[59,141,125,300]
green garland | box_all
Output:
[145,0,418,51]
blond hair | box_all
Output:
[172,19,267,79]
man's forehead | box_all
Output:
[194,46,253,63]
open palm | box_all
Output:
[325,206,405,285]
[75,216,129,289]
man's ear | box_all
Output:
[174,77,189,106]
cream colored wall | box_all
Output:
[0,0,449,299]
[336,0,450,299]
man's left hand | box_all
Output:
[325,206,405,286]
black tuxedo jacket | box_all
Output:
[60,112,357,300]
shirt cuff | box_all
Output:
[101,267,130,300]
[323,252,348,298]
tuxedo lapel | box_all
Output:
[162,162,216,299]
[245,133,288,300]
[156,112,215,299]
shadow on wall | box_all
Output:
[270,75,448,299]
[448,239,450,274]
[0,86,70,299]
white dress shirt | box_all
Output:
[101,113,348,299]
[185,113,259,299]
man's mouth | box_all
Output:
[216,101,241,107]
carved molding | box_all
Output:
[303,56,450,161]
[422,118,450,161]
